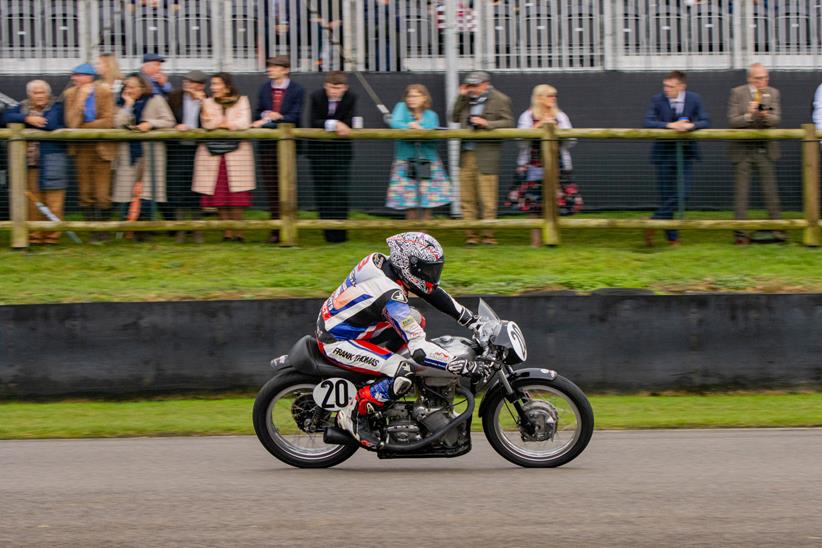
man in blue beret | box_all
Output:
[64,63,116,239]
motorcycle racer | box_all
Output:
[317,231,489,448]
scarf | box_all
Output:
[118,95,150,165]
[20,98,55,166]
[214,94,240,109]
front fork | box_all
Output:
[495,365,536,435]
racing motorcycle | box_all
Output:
[253,299,594,468]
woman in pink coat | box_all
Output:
[192,72,256,241]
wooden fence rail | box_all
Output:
[2,124,821,248]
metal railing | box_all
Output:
[2,1,822,74]
[1,123,820,249]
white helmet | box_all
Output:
[386,232,445,295]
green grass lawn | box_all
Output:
[1,210,821,304]
[1,392,820,439]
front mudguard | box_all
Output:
[478,367,558,418]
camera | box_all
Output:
[757,103,773,112]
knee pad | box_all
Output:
[409,307,426,329]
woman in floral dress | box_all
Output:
[386,84,451,220]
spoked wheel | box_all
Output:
[482,375,594,468]
[253,372,358,468]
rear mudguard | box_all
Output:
[478,367,558,418]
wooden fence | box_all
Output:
[1,123,820,248]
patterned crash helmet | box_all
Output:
[386,232,445,295]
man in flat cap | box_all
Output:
[141,53,172,96]
[252,55,305,243]
[64,63,116,237]
[452,71,513,245]
[165,70,208,242]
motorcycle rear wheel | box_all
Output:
[253,371,359,468]
[482,375,594,468]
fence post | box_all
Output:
[8,124,28,249]
[541,123,560,246]
[802,123,820,247]
[278,124,298,246]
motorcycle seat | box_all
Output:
[287,335,378,382]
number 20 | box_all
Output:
[319,379,350,409]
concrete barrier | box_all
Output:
[1,294,821,398]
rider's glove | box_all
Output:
[447,357,491,381]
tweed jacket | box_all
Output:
[451,88,513,174]
[63,81,116,161]
[727,85,781,162]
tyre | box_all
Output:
[252,371,359,468]
[482,375,594,468]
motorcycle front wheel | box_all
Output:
[252,371,359,468]
[482,375,594,468]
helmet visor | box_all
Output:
[410,259,444,286]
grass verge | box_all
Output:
[1,392,820,439]
[1,210,822,305]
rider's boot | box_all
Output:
[336,376,413,449]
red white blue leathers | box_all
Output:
[317,252,476,381]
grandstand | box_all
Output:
[1,1,822,75]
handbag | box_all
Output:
[407,158,432,180]
[406,142,432,180]
[205,140,240,156]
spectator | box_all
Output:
[4,80,69,245]
[96,53,123,97]
[387,84,451,220]
[111,73,174,232]
[728,63,783,244]
[511,84,578,247]
[192,73,255,242]
[452,71,513,245]
[167,70,208,243]
[140,53,172,96]
[64,63,116,236]
[814,80,822,135]
[251,55,305,244]
[642,70,710,246]
[307,71,357,243]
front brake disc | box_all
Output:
[520,400,558,442]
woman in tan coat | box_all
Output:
[112,74,175,221]
[192,72,256,241]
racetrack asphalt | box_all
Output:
[1,429,821,547]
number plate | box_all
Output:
[312,378,356,411]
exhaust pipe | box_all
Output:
[323,426,359,446]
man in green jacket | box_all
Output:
[452,71,513,245]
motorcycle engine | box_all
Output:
[386,421,422,444]
[414,406,460,447]
[384,405,422,445]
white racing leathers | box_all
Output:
[316,252,476,378]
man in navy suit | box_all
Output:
[252,55,305,243]
[307,71,358,243]
[642,71,710,245]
